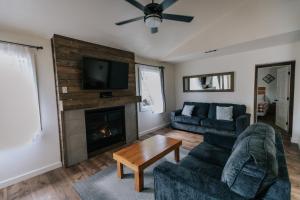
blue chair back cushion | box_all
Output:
[221,123,278,199]
[208,103,246,120]
[233,122,275,150]
[183,102,210,118]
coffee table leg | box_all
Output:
[134,170,143,192]
[117,162,123,179]
[175,147,180,163]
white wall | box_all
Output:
[174,42,300,146]
[135,56,176,135]
[0,31,61,188]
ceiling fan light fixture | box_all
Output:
[115,0,194,34]
[144,14,162,28]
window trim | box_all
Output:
[137,64,166,113]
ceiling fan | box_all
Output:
[115,0,194,34]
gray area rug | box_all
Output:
[74,148,188,200]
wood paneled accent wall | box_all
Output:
[51,34,140,111]
[51,35,140,166]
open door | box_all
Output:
[275,66,290,131]
[254,61,295,135]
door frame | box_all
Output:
[254,61,295,134]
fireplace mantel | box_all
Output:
[60,95,141,111]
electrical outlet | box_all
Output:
[62,86,68,94]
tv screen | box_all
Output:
[82,57,129,90]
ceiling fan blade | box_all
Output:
[125,0,145,11]
[160,0,178,11]
[151,27,158,34]
[162,13,194,22]
[115,16,144,25]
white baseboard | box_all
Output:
[139,123,170,136]
[0,162,62,189]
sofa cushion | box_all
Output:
[216,106,233,121]
[180,155,223,179]
[173,115,203,125]
[201,118,235,131]
[183,102,210,118]
[233,122,275,150]
[221,124,278,199]
[208,103,246,120]
[189,142,231,167]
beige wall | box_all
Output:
[174,42,300,146]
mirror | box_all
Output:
[183,72,234,92]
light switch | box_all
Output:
[62,86,68,94]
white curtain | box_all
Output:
[139,65,166,114]
[0,43,41,149]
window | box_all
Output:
[0,43,41,149]
[138,65,166,113]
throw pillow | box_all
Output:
[181,105,195,117]
[216,106,233,121]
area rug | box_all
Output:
[73,148,188,200]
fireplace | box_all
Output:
[85,106,126,156]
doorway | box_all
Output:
[254,61,295,135]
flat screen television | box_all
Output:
[82,57,129,90]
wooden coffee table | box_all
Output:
[113,135,182,192]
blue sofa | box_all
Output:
[153,123,290,200]
[171,102,251,135]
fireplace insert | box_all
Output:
[85,106,126,156]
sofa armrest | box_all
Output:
[236,113,251,135]
[170,109,182,121]
[153,161,246,200]
[204,132,236,150]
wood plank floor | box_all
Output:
[0,128,299,200]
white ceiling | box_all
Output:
[0,0,300,63]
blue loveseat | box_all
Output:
[154,123,290,200]
[171,102,251,135]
